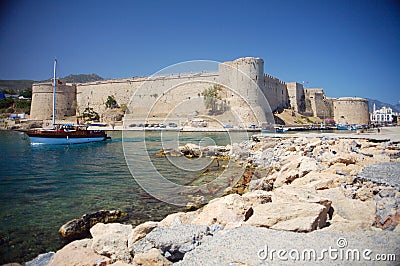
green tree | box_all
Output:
[0,97,14,110]
[82,107,100,121]
[105,95,118,109]
[120,104,128,113]
[201,84,222,115]
[14,99,32,114]
[21,88,32,98]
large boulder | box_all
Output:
[90,223,132,263]
[245,202,329,232]
[272,186,332,209]
[191,193,252,227]
[132,248,172,266]
[58,210,126,240]
[317,187,376,231]
[128,221,159,250]
[131,224,208,262]
[48,239,111,266]
[274,157,319,188]
[175,226,400,266]
[158,212,197,227]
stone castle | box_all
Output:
[30,57,369,126]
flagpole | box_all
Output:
[52,59,57,127]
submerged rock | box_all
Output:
[58,210,126,240]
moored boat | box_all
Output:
[26,59,109,145]
[27,124,109,145]
[336,124,350,130]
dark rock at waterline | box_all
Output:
[58,210,126,240]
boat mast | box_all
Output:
[52,59,57,127]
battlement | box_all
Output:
[335,97,368,102]
[264,74,286,85]
[77,72,219,87]
[304,88,325,94]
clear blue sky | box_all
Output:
[0,0,399,104]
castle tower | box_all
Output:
[30,82,77,120]
[218,57,271,126]
[333,97,369,125]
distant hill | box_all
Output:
[0,80,35,93]
[367,98,400,113]
[1,74,104,94]
[60,74,104,83]
[41,73,104,84]
[32,73,105,84]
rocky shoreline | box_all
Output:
[11,129,400,265]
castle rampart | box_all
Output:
[29,57,369,126]
[262,74,289,112]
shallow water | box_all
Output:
[0,130,247,264]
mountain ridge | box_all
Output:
[367,98,400,113]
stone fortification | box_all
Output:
[29,57,370,126]
[30,82,76,120]
[262,74,289,112]
[333,97,369,125]
[286,82,305,113]
[218,57,273,126]
[304,88,333,119]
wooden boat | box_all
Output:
[27,59,109,145]
[27,124,108,145]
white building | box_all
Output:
[370,104,393,124]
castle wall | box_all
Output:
[262,74,289,112]
[304,88,333,119]
[126,73,218,121]
[333,97,369,124]
[29,57,370,127]
[76,78,142,116]
[286,82,305,113]
[30,83,76,120]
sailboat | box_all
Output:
[27,59,109,145]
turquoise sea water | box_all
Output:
[0,130,244,264]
